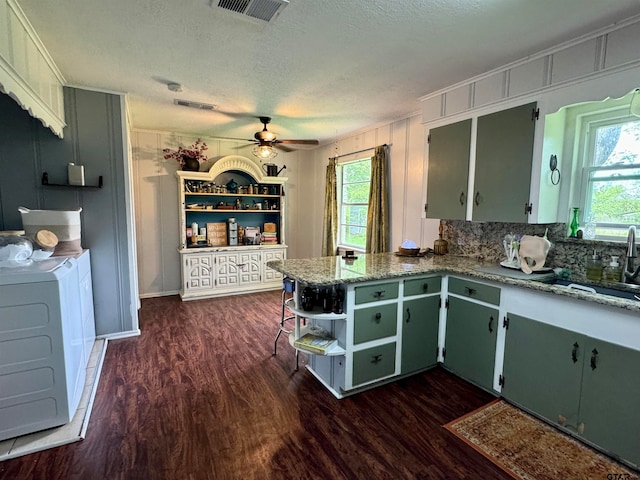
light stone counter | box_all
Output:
[267,252,640,314]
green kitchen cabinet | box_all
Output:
[501,313,583,429]
[426,119,471,220]
[502,313,640,467]
[401,296,440,375]
[473,102,537,222]
[444,296,498,391]
[579,340,640,466]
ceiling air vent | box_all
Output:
[174,99,217,111]
[216,0,289,23]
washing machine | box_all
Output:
[0,252,95,441]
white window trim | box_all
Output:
[336,157,371,252]
[576,106,640,240]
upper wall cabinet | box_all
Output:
[0,0,65,137]
[473,102,537,222]
[425,119,471,220]
[426,103,538,222]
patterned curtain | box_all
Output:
[321,157,338,256]
[366,145,389,253]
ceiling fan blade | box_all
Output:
[275,139,319,145]
[274,144,294,152]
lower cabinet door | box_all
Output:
[184,253,215,291]
[579,339,640,466]
[445,297,498,391]
[502,313,583,429]
[352,342,396,386]
[401,296,440,374]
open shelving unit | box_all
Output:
[284,297,347,356]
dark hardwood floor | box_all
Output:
[0,291,511,480]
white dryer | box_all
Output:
[0,251,95,441]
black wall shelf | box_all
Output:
[41,172,104,189]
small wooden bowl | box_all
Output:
[398,246,421,256]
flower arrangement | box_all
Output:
[163,138,208,166]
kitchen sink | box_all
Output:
[538,278,640,301]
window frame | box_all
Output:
[336,157,372,251]
[577,107,640,240]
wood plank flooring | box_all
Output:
[0,291,511,480]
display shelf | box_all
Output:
[176,155,287,300]
[288,324,346,356]
[284,297,347,320]
[185,209,281,213]
[185,192,281,198]
[41,172,103,189]
[284,297,346,357]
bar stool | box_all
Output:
[273,277,300,370]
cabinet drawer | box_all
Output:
[353,342,396,386]
[448,277,500,305]
[354,282,399,305]
[404,276,441,297]
[354,303,398,344]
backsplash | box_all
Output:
[440,220,629,282]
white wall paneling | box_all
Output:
[420,14,640,125]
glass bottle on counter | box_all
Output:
[569,207,580,237]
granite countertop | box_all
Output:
[266,252,640,314]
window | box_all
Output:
[579,110,640,240]
[338,158,371,250]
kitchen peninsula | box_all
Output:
[268,252,640,468]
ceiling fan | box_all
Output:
[219,116,319,159]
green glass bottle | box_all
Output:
[569,207,580,237]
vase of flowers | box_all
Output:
[163,138,208,171]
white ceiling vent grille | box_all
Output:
[216,0,289,23]
[174,99,217,111]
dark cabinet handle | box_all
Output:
[571,342,579,363]
[590,348,599,370]
[459,191,465,205]
[488,315,494,333]
[374,290,385,299]
[475,192,480,206]
[406,307,411,323]
[422,283,429,292]
[371,354,382,364]
[374,312,382,322]
[464,286,476,296]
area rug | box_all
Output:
[0,339,107,461]
[444,399,639,480]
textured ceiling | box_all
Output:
[17,0,640,145]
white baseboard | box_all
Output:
[139,290,179,299]
[97,329,140,341]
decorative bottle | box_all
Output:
[569,208,580,237]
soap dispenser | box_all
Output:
[586,250,602,281]
[604,256,622,281]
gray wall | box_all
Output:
[0,87,137,336]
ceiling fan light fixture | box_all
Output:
[253,144,278,159]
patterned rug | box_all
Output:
[444,399,639,480]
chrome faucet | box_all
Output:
[622,225,640,283]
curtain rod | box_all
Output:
[333,143,390,160]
